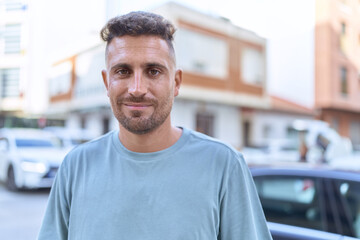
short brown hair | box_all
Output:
[100,11,176,55]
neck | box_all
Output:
[118,118,182,153]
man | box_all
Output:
[38,11,272,240]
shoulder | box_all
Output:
[184,128,245,167]
[62,130,116,165]
[185,128,242,155]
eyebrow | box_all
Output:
[144,63,168,71]
[110,63,131,73]
[110,62,168,73]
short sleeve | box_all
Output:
[218,153,272,240]
[37,157,71,240]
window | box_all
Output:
[331,118,339,131]
[0,68,20,97]
[340,22,347,52]
[196,112,214,137]
[80,116,86,129]
[243,121,251,147]
[4,0,24,11]
[16,139,55,148]
[334,180,360,238]
[3,24,21,54]
[286,126,298,140]
[49,62,72,96]
[340,66,348,96]
[74,46,106,99]
[254,176,323,230]
[341,22,346,35]
[175,28,228,79]
[241,48,265,85]
[350,121,360,149]
[263,125,271,139]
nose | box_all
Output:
[128,71,147,97]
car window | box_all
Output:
[0,138,9,151]
[334,179,360,238]
[71,139,88,145]
[15,138,56,148]
[279,145,298,151]
[254,176,324,231]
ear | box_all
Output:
[101,69,109,97]
[174,69,182,97]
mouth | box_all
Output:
[123,102,152,110]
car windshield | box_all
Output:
[15,138,56,148]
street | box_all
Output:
[0,183,50,240]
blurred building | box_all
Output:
[0,0,28,124]
[47,2,271,147]
[0,0,76,127]
[0,0,60,121]
[47,45,114,136]
[268,0,360,149]
[315,0,360,148]
[46,2,318,148]
[0,0,120,128]
[155,3,271,148]
[244,96,314,148]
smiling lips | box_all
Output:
[123,102,152,110]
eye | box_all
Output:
[148,69,161,77]
[115,69,130,75]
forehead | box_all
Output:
[105,35,174,68]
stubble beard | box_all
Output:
[113,95,173,135]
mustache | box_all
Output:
[116,96,157,104]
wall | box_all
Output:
[251,111,313,146]
[171,99,242,148]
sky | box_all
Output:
[117,0,315,39]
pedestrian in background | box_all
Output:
[38,11,272,240]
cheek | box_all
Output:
[108,81,127,95]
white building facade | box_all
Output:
[47,2,271,149]
[0,0,28,118]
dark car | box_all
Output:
[249,163,360,240]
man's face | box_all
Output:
[102,35,182,135]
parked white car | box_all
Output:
[242,139,300,163]
[0,128,68,191]
[43,126,96,150]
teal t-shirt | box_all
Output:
[38,127,272,240]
